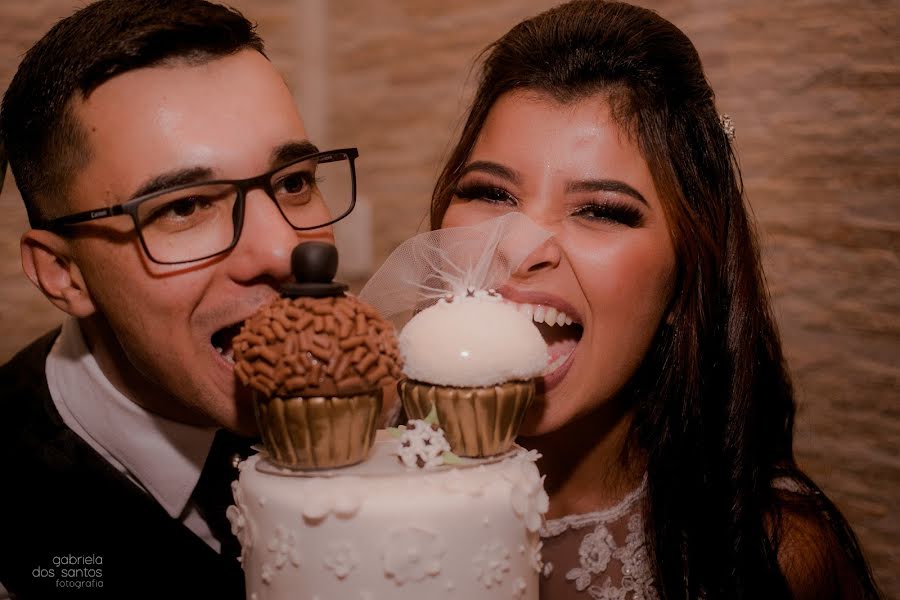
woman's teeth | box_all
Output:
[507,301,581,376]
[514,302,575,327]
[543,352,570,375]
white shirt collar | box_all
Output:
[46,317,217,518]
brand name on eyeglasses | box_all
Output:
[90,210,107,218]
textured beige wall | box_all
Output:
[0,0,897,594]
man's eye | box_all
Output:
[139,194,223,230]
[149,197,210,221]
[277,172,314,194]
[167,198,202,217]
[453,183,517,205]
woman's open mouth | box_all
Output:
[511,302,583,384]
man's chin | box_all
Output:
[228,421,259,437]
[202,403,258,436]
[228,384,260,436]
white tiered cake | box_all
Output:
[229,242,550,600]
[229,431,547,600]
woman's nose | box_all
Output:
[511,235,562,278]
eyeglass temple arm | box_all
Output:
[34,204,126,230]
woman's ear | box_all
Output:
[21,229,97,318]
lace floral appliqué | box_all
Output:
[565,514,657,600]
[541,477,658,600]
[567,524,615,589]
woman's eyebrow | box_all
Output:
[567,178,648,206]
[458,160,521,185]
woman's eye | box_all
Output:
[572,201,644,227]
[453,183,517,205]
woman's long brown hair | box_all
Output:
[432,2,881,597]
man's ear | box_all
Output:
[21,229,97,318]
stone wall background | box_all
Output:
[0,0,896,595]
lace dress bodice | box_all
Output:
[539,478,658,600]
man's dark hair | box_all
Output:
[0,0,265,226]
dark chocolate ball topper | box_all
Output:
[280,241,349,298]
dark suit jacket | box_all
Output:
[0,330,245,599]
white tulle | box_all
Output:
[359,213,552,328]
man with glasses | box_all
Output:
[0,1,357,597]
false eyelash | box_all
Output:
[454,182,644,227]
[452,183,517,205]
[571,200,644,228]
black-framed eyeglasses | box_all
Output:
[29,147,359,265]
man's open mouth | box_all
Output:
[211,322,244,365]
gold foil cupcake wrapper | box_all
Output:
[397,378,434,421]
[399,379,534,457]
[255,391,382,469]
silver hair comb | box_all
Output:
[719,114,736,141]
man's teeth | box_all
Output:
[215,346,235,364]
[515,303,574,327]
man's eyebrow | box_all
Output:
[131,167,215,200]
[271,140,320,165]
[128,140,321,200]
[566,179,648,206]
[458,160,521,185]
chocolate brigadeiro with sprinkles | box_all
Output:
[233,242,403,469]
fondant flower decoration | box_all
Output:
[383,526,445,585]
[396,419,452,469]
[267,525,301,570]
[323,541,360,579]
[508,454,550,532]
[226,480,255,563]
[512,576,528,598]
[529,538,544,573]
[473,541,510,588]
[261,563,274,584]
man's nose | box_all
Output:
[226,190,334,283]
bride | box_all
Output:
[427,1,881,598]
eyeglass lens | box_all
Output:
[135,153,353,264]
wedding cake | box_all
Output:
[227,240,549,600]
[229,431,547,600]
